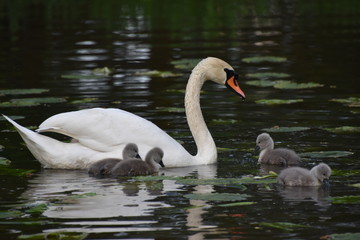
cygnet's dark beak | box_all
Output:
[254,145,260,153]
[159,160,165,168]
[323,178,331,188]
[136,153,141,159]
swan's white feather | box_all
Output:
[6,108,193,168]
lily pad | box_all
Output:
[0,88,49,96]
[245,80,277,87]
[330,97,360,107]
[259,222,308,231]
[61,74,104,79]
[93,67,114,75]
[155,107,185,113]
[330,195,360,204]
[273,80,324,89]
[255,99,304,105]
[324,233,360,240]
[332,169,360,177]
[135,70,182,78]
[25,203,48,215]
[324,126,360,133]
[242,56,287,63]
[299,151,353,158]
[0,97,66,107]
[218,201,256,207]
[184,193,250,202]
[0,210,23,219]
[171,59,202,69]
[262,126,310,132]
[246,72,291,79]
[70,98,98,104]
[176,178,246,190]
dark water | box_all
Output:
[0,1,359,239]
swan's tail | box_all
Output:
[3,115,64,168]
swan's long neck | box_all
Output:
[184,65,217,164]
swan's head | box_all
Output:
[255,133,274,152]
[123,143,141,160]
[200,57,245,100]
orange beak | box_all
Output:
[225,75,246,100]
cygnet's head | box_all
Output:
[311,163,331,185]
[122,143,141,160]
[146,147,165,168]
[255,133,274,152]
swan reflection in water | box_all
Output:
[20,164,217,238]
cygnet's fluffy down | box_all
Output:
[277,163,331,187]
[111,147,164,177]
[88,143,140,177]
[255,133,300,166]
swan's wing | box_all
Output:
[37,108,189,162]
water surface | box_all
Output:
[0,1,359,239]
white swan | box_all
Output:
[3,57,245,169]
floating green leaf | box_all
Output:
[170,59,202,69]
[324,126,360,133]
[330,195,360,204]
[273,80,324,89]
[176,178,247,190]
[25,203,48,215]
[246,72,290,79]
[184,193,250,202]
[135,70,182,78]
[70,98,98,104]
[242,56,287,63]
[93,67,114,75]
[259,222,308,231]
[218,201,256,207]
[245,80,277,87]
[325,233,360,240]
[61,74,104,79]
[0,97,66,107]
[262,126,310,132]
[299,151,353,158]
[0,88,49,96]
[18,232,88,240]
[255,99,303,105]
[155,107,185,113]
[332,169,360,177]
[349,183,360,188]
[330,97,360,107]
[0,210,22,219]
